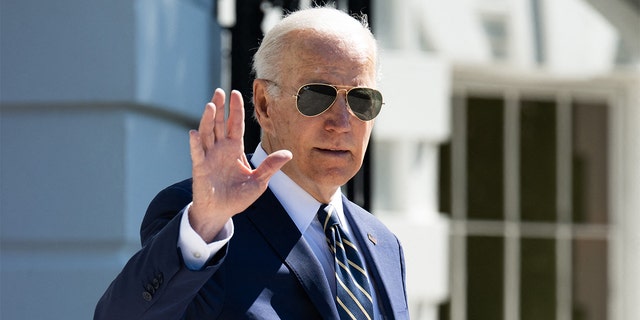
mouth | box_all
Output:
[315,147,350,156]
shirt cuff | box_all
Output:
[178,202,234,270]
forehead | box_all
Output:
[280,30,377,86]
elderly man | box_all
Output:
[95,6,408,320]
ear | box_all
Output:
[253,79,275,134]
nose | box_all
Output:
[324,89,352,131]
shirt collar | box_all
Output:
[250,144,345,234]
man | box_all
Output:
[95,6,408,319]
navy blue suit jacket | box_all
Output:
[95,178,409,319]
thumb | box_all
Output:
[252,150,293,183]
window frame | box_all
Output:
[447,65,625,320]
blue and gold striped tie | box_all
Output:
[317,204,374,320]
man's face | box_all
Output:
[258,31,377,202]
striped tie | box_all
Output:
[317,204,374,320]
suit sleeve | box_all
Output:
[94,180,227,320]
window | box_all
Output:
[481,16,509,61]
[439,81,611,320]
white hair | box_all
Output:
[252,6,378,89]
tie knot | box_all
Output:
[317,204,340,232]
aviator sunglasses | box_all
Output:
[265,81,384,121]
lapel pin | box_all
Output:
[367,233,377,245]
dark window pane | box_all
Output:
[521,238,556,320]
[573,239,608,320]
[467,236,504,320]
[520,100,557,221]
[439,142,452,216]
[438,300,451,320]
[572,102,609,224]
[467,97,504,220]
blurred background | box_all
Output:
[1,0,638,319]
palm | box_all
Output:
[189,89,291,241]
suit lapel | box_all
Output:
[342,197,406,317]
[245,189,339,319]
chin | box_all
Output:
[313,166,358,186]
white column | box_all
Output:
[371,51,451,320]
[0,1,220,319]
[617,75,640,320]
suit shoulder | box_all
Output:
[147,179,193,211]
[140,178,193,244]
[342,198,394,233]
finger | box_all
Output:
[189,130,205,169]
[227,90,245,140]
[252,150,293,184]
[198,102,216,151]
[212,88,226,141]
[239,153,251,168]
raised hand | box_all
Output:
[188,89,292,242]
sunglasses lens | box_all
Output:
[297,84,337,116]
[296,84,384,121]
[347,88,383,121]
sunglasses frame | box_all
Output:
[260,79,384,121]
[293,83,384,121]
